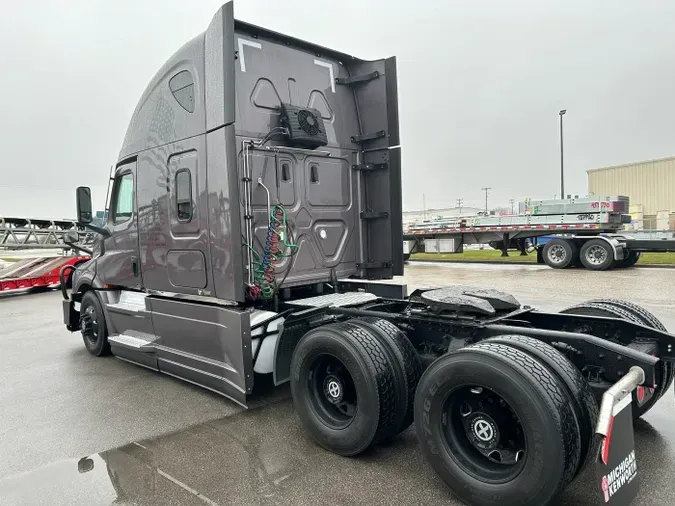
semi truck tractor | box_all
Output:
[61,3,674,505]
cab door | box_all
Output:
[100,161,142,290]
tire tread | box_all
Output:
[335,322,398,442]
[461,342,582,491]
[352,317,422,434]
[560,300,672,418]
[485,335,599,477]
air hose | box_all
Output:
[247,205,298,300]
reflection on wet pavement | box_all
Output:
[2,394,674,506]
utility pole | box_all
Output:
[559,109,566,199]
[456,198,463,215]
[509,198,515,214]
[422,193,426,220]
[481,187,491,213]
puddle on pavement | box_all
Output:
[0,399,440,506]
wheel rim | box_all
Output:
[81,305,98,346]
[308,355,357,429]
[442,385,526,483]
[548,244,567,264]
[585,245,607,265]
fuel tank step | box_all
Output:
[108,333,157,352]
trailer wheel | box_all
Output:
[560,301,671,419]
[349,317,422,436]
[579,239,614,270]
[484,335,599,477]
[574,299,674,412]
[617,250,640,268]
[415,343,581,506]
[80,291,111,356]
[290,322,398,456]
[542,239,578,269]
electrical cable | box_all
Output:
[273,225,301,298]
[245,204,298,300]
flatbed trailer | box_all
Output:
[0,255,89,293]
[403,211,675,270]
[58,3,674,505]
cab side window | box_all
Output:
[112,173,134,224]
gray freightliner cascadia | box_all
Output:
[62,3,675,506]
[66,1,401,405]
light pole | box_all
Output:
[509,198,515,214]
[456,198,463,215]
[481,187,491,213]
[559,109,566,199]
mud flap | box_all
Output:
[62,298,80,331]
[634,384,655,408]
[595,366,643,505]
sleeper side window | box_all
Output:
[169,70,195,113]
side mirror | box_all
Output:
[76,187,93,224]
[63,230,79,244]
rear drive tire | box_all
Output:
[560,301,670,419]
[586,298,667,332]
[579,239,614,271]
[80,291,111,356]
[415,342,581,506]
[542,239,578,269]
[485,335,599,477]
[578,299,674,410]
[349,317,422,436]
[290,322,398,456]
[340,319,408,442]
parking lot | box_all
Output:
[1,262,674,506]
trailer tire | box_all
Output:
[415,343,581,506]
[290,322,398,456]
[542,239,578,269]
[80,291,111,357]
[580,299,674,409]
[484,335,599,477]
[349,317,422,436]
[579,239,614,270]
[560,301,671,419]
[618,251,640,268]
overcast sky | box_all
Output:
[1,0,675,218]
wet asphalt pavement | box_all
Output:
[1,262,674,506]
